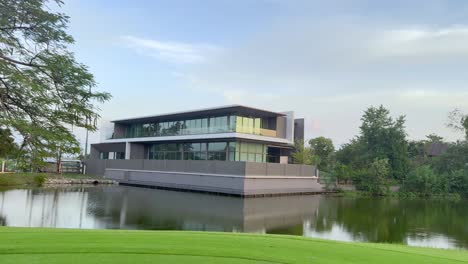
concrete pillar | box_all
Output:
[125,142,131,160]
[280,111,295,142]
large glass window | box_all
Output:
[121,114,272,139]
[234,142,267,162]
[208,142,227,160]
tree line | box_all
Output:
[293,105,468,198]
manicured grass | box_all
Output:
[0,227,467,264]
[0,172,100,186]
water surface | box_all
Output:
[0,186,466,250]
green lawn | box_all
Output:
[0,227,467,264]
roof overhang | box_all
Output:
[112,105,286,124]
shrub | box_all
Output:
[445,169,468,197]
[33,174,46,186]
[353,158,390,196]
[402,166,447,196]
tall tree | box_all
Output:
[358,105,409,180]
[448,109,468,140]
[309,136,335,171]
[0,0,110,166]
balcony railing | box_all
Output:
[260,128,277,137]
[110,127,279,139]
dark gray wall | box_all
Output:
[294,118,304,142]
[129,143,146,159]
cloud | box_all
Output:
[121,35,221,64]
[174,21,468,144]
[370,26,468,58]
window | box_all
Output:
[208,142,227,160]
[236,142,266,162]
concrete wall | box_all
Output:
[85,159,316,177]
[243,177,322,196]
[107,169,246,195]
[276,116,287,138]
[85,159,321,196]
[105,168,322,196]
[281,111,295,142]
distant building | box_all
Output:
[425,142,449,158]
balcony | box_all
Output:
[260,128,277,137]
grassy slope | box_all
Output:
[0,228,467,264]
[0,173,100,186]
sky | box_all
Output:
[60,0,468,149]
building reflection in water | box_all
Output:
[0,186,320,234]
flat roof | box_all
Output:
[112,105,286,124]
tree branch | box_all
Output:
[0,54,43,68]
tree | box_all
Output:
[359,105,409,180]
[291,140,316,165]
[0,127,16,158]
[353,158,391,196]
[425,134,444,143]
[309,137,335,171]
[335,138,368,169]
[448,109,468,140]
[0,0,111,167]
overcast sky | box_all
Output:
[62,0,468,149]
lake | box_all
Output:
[0,185,467,250]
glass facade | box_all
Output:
[116,114,276,139]
[124,116,233,138]
[147,141,268,162]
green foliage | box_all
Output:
[309,137,334,171]
[331,163,354,184]
[402,166,447,196]
[291,140,317,165]
[336,106,410,181]
[0,0,111,167]
[359,105,409,180]
[445,169,468,198]
[353,158,391,196]
[33,174,46,186]
[0,127,16,158]
[335,138,367,169]
[431,141,468,174]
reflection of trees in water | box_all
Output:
[313,197,468,248]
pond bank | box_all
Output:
[0,173,115,187]
[45,178,116,185]
[1,227,466,264]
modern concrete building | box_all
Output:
[85,105,322,196]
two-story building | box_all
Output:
[90,105,303,163]
[86,105,322,196]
